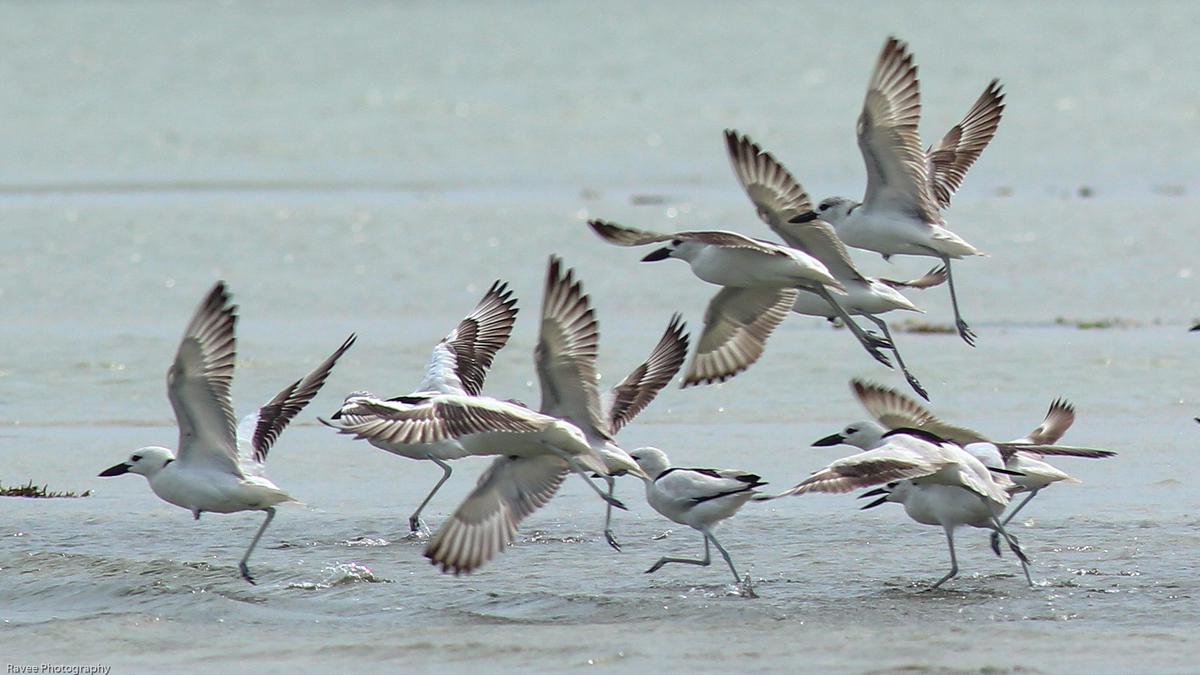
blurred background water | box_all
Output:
[2,1,1198,672]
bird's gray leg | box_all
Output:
[602,475,622,552]
[1001,490,1039,526]
[814,286,894,368]
[990,489,1040,553]
[988,509,1033,587]
[545,445,627,511]
[929,525,959,590]
[867,315,927,401]
[646,533,711,574]
[409,457,453,534]
[705,531,741,583]
[239,507,276,585]
[706,530,757,597]
[942,257,976,346]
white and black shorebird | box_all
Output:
[587,219,883,386]
[759,427,1032,589]
[413,257,683,572]
[99,282,356,583]
[825,379,1116,553]
[326,281,519,534]
[792,37,1004,346]
[631,447,765,597]
[724,128,948,400]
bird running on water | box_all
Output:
[99,281,356,583]
[632,447,765,597]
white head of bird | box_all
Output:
[641,238,701,264]
[813,196,859,226]
[629,447,671,480]
[99,446,176,480]
[813,420,889,450]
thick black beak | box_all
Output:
[812,433,845,447]
[860,495,889,510]
[99,462,131,477]
[857,487,889,499]
[789,210,819,224]
[1191,323,1200,332]
[641,247,672,262]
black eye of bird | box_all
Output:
[671,239,682,246]
[845,427,857,434]
[131,454,142,462]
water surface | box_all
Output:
[2,2,1199,673]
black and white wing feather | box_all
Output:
[321,394,547,445]
[925,79,1005,209]
[535,256,608,437]
[1011,397,1075,445]
[169,282,242,476]
[238,333,357,471]
[857,37,943,226]
[424,455,569,575]
[417,281,518,396]
[656,466,767,505]
[763,436,943,499]
[588,219,795,257]
[852,378,989,444]
[684,286,798,387]
[878,265,948,290]
[603,314,688,434]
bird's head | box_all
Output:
[641,238,693,263]
[628,446,670,480]
[99,446,176,479]
[813,420,888,450]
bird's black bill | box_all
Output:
[860,495,889,510]
[789,210,819,224]
[1190,323,1200,332]
[812,433,844,447]
[857,487,888,499]
[641,247,672,262]
[99,462,130,477]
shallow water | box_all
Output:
[3,2,1200,673]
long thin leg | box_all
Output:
[545,446,627,511]
[708,531,758,598]
[705,531,742,583]
[1001,490,1040,526]
[867,315,928,400]
[646,533,711,574]
[409,457,453,533]
[942,257,976,346]
[989,512,1034,587]
[929,525,959,589]
[815,286,893,368]
[602,476,621,552]
[990,489,1041,554]
[239,507,276,585]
